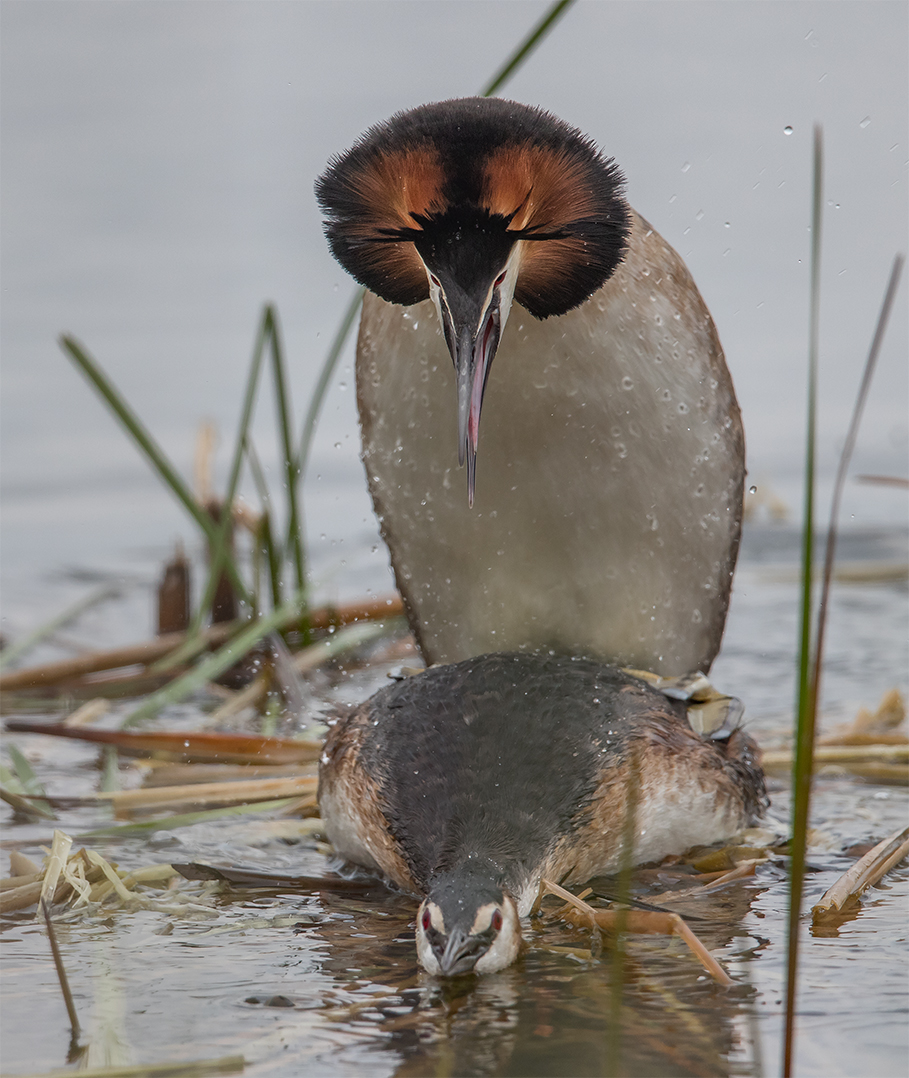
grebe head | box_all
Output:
[416,866,522,976]
[316,97,631,504]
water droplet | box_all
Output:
[621,376,634,391]
[784,125,793,135]
[695,209,705,222]
[860,116,871,129]
[681,161,691,173]
[749,485,757,494]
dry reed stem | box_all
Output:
[42,899,81,1038]
[760,744,908,768]
[0,786,57,819]
[541,878,733,986]
[0,594,403,691]
[37,830,72,913]
[819,688,906,744]
[1,880,61,913]
[139,762,311,786]
[62,698,112,727]
[0,624,235,690]
[100,775,318,816]
[206,675,268,721]
[10,850,41,875]
[1,871,44,891]
[646,860,759,904]
[818,732,908,747]
[3,724,322,766]
[2,843,181,914]
[835,763,908,783]
[12,1055,246,1078]
[812,824,909,917]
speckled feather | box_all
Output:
[319,654,766,904]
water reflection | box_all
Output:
[265,866,770,1077]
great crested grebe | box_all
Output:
[317,97,744,677]
[318,653,766,975]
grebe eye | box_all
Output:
[429,274,441,288]
[421,908,431,931]
[494,271,506,288]
[491,909,503,931]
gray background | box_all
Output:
[2,0,906,603]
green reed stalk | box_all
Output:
[263,306,306,595]
[782,151,905,1076]
[0,585,118,672]
[191,305,274,636]
[121,587,308,727]
[296,285,365,485]
[60,336,249,604]
[481,0,576,97]
[783,123,824,1078]
[245,440,284,612]
[809,254,904,703]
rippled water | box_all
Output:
[2,523,907,1077]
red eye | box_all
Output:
[494,271,507,288]
[491,909,503,931]
[421,908,431,931]
[430,274,441,288]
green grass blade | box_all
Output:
[100,745,121,794]
[296,286,365,483]
[190,308,277,632]
[783,123,824,1078]
[6,742,49,800]
[263,306,306,595]
[244,439,284,611]
[481,0,576,97]
[0,785,58,820]
[0,585,118,671]
[2,744,55,818]
[120,588,307,727]
[810,254,904,696]
[260,511,283,615]
[60,336,249,604]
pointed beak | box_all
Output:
[436,926,493,976]
[445,293,502,508]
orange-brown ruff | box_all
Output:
[317,98,744,676]
[318,653,767,975]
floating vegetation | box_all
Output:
[1,832,181,916]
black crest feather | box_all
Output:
[316,98,631,317]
